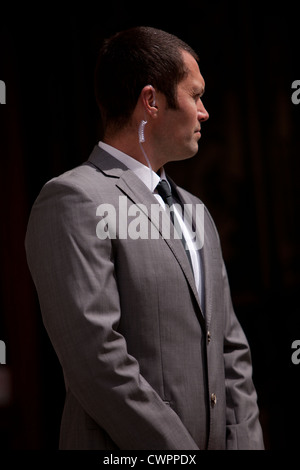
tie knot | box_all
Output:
[156,180,173,206]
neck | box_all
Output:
[103,131,163,173]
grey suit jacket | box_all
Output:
[25,145,264,450]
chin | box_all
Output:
[174,151,198,163]
[186,144,199,159]
[169,143,199,163]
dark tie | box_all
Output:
[156,180,193,269]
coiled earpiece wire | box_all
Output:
[138,119,154,192]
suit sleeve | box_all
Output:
[25,178,199,450]
[222,262,264,449]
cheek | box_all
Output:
[160,105,196,142]
[181,104,198,127]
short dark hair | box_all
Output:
[94,26,199,133]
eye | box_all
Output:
[193,93,203,104]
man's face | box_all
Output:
[153,51,209,166]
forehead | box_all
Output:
[180,50,205,92]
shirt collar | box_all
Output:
[98,141,160,193]
[158,167,169,186]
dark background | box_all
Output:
[0,2,299,450]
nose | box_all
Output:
[197,99,209,122]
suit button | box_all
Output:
[207,331,211,343]
[211,393,217,407]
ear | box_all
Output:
[140,85,157,116]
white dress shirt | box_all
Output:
[98,141,204,312]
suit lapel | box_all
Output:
[87,146,205,327]
[199,214,214,331]
[171,180,214,330]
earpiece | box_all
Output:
[145,84,156,108]
[138,85,156,191]
[152,90,156,107]
[138,85,156,144]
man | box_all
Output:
[25,26,264,450]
